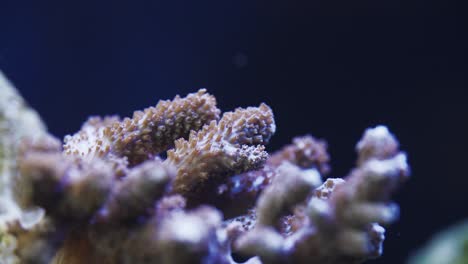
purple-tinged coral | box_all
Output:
[0,74,410,264]
[234,161,322,263]
[234,126,409,264]
[96,159,174,223]
[18,151,115,221]
[215,135,329,218]
[156,206,224,264]
[255,162,322,227]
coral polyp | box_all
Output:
[0,71,409,264]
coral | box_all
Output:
[214,135,329,217]
[0,72,48,227]
[95,159,174,223]
[267,135,330,175]
[234,126,409,264]
[63,89,220,165]
[18,149,115,221]
[166,103,275,203]
[0,70,410,264]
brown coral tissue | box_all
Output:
[2,85,410,264]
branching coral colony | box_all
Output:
[0,71,410,264]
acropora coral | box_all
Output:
[0,70,410,264]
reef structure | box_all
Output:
[0,71,410,264]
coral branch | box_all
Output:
[166,103,275,202]
[267,135,330,175]
[96,159,174,223]
[297,126,409,263]
[235,126,410,264]
[18,152,115,221]
[0,71,48,228]
[215,135,329,218]
[256,162,322,227]
[156,206,223,264]
[0,77,410,264]
[64,89,220,165]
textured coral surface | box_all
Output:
[0,71,410,264]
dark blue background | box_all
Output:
[1,1,467,263]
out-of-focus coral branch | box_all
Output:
[0,72,48,228]
[299,126,409,263]
[235,126,410,264]
[18,151,115,222]
[0,72,57,264]
[234,161,322,263]
[95,159,174,223]
[156,206,224,264]
[256,162,322,227]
